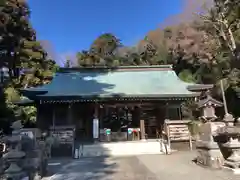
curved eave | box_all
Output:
[13,99,35,106]
[20,88,48,97]
[187,84,214,92]
[33,92,200,102]
[37,92,200,98]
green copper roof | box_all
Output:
[22,65,207,99]
[13,98,34,106]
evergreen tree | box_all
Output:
[0,0,58,129]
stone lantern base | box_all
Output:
[196,141,224,168]
[222,138,240,174]
[195,121,226,169]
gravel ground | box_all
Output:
[42,151,239,180]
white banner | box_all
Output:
[93,118,99,139]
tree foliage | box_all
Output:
[73,1,240,117]
[0,0,58,131]
[1,0,239,128]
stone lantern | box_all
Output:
[196,91,226,169]
[2,121,28,180]
[217,126,240,173]
[198,91,223,122]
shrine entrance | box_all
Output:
[97,102,180,141]
[99,104,140,141]
[37,101,183,143]
[72,103,94,142]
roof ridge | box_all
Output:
[59,65,173,72]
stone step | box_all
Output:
[74,141,172,157]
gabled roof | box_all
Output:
[21,65,211,100]
[198,95,223,107]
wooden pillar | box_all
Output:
[165,102,169,120]
[139,106,146,140]
[178,105,182,120]
[94,104,98,118]
[140,119,145,140]
[155,105,161,138]
[68,103,72,125]
[52,106,55,130]
[99,105,104,129]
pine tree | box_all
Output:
[0,0,58,129]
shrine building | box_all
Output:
[21,65,212,142]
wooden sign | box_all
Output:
[52,130,74,144]
[93,118,99,139]
[50,126,75,144]
[164,120,192,151]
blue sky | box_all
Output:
[28,0,183,64]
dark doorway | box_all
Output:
[142,108,158,139]
[73,103,94,143]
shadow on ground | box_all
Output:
[43,141,160,180]
[171,141,196,151]
[44,156,118,180]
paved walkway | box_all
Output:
[43,151,239,180]
[43,156,157,180]
[138,151,238,180]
